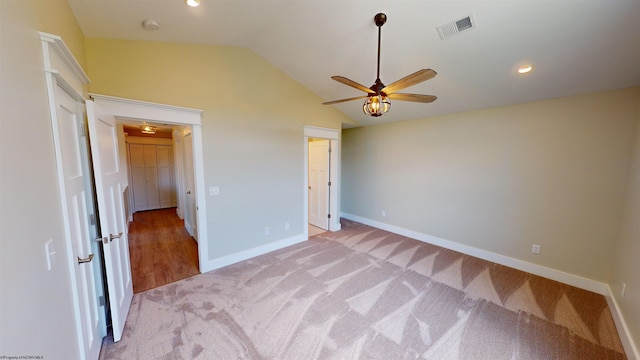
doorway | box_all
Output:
[90,93,208,276]
[308,138,330,235]
[304,126,341,238]
[120,121,199,292]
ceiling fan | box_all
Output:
[323,13,437,117]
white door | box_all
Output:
[308,139,330,230]
[183,132,197,240]
[129,144,148,211]
[143,145,160,209]
[86,100,134,342]
[157,145,174,208]
[54,86,103,359]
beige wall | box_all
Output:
[0,1,85,358]
[342,88,640,282]
[33,0,86,69]
[612,99,640,347]
[84,38,354,259]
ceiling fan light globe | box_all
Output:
[363,94,391,117]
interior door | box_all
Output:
[54,86,103,359]
[157,145,174,208]
[86,100,133,342]
[183,132,197,240]
[143,145,160,209]
[308,139,330,230]
[129,144,148,212]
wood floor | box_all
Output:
[128,208,199,293]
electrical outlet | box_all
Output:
[264,227,270,236]
[209,186,220,196]
[285,222,290,230]
[621,282,627,297]
[381,210,386,217]
[531,244,541,254]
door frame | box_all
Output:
[308,139,331,230]
[180,130,198,239]
[89,94,208,272]
[41,32,104,359]
[304,126,341,236]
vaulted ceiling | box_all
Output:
[68,0,640,127]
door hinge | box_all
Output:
[99,295,105,306]
[89,214,96,225]
[328,214,331,219]
[328,181,332,186]
[79,123,86,136]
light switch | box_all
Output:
[209,186,220,196]
[45,239,56,271]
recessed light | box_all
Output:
[518,65,533,74]
[185,0,200,7]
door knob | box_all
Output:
[187,190,191,195]
[109,232,123,241]
[77,254,94,264]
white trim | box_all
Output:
[40,33,93,360]
[89,94,202,125]
[200,233,307,273]
[125,136,173,145]
[340,212,609,295]
[304,125,341,140]
[172,129,185,220]
[192,124,208,263]
[304,126,341,235]
[91,95,209,273]
[605,288,640,360]
[39,32,90,86]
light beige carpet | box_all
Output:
[100,219,626,359]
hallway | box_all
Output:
[128,208,199,293]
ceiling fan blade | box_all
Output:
[388,93,437,103]
[323,95,369,105]
[331,76,376,94]
[382,69,437,94]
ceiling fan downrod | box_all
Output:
[322,12,437,116]
[363,13,391,117]
[374,13,386,86]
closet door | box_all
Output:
[157,145,174,209]
[170,148,177,207]
[129,143,176,212]
[129,144,148,211]
[143,145,160,209]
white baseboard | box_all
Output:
[341,212,638,358]
[341,212,608,294]
[605,287,640,360]
[200,233,308,273]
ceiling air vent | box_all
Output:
[437,14,476,40]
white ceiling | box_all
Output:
[68,0,640,127]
